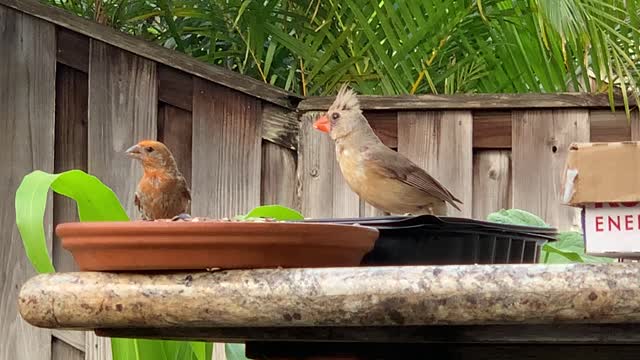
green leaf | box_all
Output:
[15,170,129,273]
[189,341,212,360]
[111,338,139,360]
[226,344,249,360]
[486,208,550,228]
[541,231,614,264]
[237,205,304,221]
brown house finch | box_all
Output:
[313,85,462,216]
[126,140,191,220]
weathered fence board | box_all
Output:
[361,201,386,217]
[363,111,398,148]
[158,65,193,112]
[512,110,590,230]
[299,93,635,111]
[298,112,360,218]
[87,40,157,360]
[51,329,85,352]
[56,26,88,73]
[53,64,87,272]
[261,103,298,151]
[302,106,635,150]
[192,79,262,219]
[51,65,90,357]
[88,40,157,218]
[472,151,512,220]
[590,109,632,142]
[397,111,474,217]
[157,102,193,188]
[473,111,512,149]
[84,334,111,360]
[0,7,55,360]
[261,141,298,210]
[53,338,83,360]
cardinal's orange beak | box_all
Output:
[313,115,331,133]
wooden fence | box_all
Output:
[1,1,639,360]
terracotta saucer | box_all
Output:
[56,221,379,271]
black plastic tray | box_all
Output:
[302,215,557,265]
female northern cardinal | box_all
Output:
[126,140,191,220]
[313,85,462,216]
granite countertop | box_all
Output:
[19,263,640,335]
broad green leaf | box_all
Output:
[541,231,614,264]
[237,205,304,221]
[226,344,249,360]
[486,209,550,228]
[111,338,139,360]
[189,341,213,360]
[15,170,128,273]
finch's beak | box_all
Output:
[313,115,331,133]
[125,144,142,158]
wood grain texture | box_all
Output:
[262,103,299,151]
[157,64,193,111]
[307,109,632,150]
[0,0,300,109]
[473,111,512,148]
[0,7,55,360]
[192,79,262,218]
[85,333,112,360]
[397,111,473,217]
[52,329,85,352]
[590,109,632,142]
[52,337,84,360]
[87,40,158,219]
[512,110,589,231]
[157,102,192,188]
[361,200,387,217]
[299,93,634,111]
[298,112,360,218]
[363,111,398,148]
[261,141,298,210]
[54,64,87,273]
[56,26,88,73]
[472,151,512,221]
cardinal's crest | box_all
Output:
[329,83,360,113]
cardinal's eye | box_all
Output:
[331,112,340,120]
[146,147,154,153]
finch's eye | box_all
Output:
[331,112,340,120]
[145,147,154,153]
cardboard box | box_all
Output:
[563,142,640,257]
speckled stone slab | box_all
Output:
[18,263,640,330]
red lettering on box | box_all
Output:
[595,216,604,232]
[608,216,621,231]
[622,202,640,207]
[625,215,634,230]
